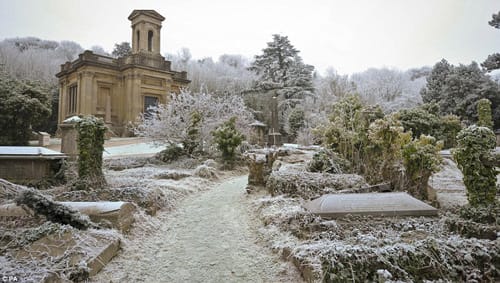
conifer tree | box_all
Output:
[248,34,314,140]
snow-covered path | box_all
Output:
[92,175,302,283]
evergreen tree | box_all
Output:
[421,60,500,129]
[212,117,245,166]
[488,11,500,29]
[482,11,500,72]
[249,34,314,97]
[0,68,51,145]
[247,34,314,140]
[420,59,452,104]
[112,42,131,58]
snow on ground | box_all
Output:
[103,142,165,158]
[429,156,500,208]
[91,175,303,283]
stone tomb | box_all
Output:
[0,146,66,185]
[304,192,438,218]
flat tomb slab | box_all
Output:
[304,192,438,218]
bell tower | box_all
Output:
[128,10,165,54]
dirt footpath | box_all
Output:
[92,175,303,283]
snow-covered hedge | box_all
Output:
[266,169,366,200]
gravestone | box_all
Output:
[15,230,120,277]
[304,192,438,218]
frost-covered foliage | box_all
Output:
[193,164,218,179]
[0,67,51,145]
[445,203,499,239]
[1,222,120,282]
[111,42,131,58]
[285,107,305,139]
[57,161,217,215]
[249,34,314,96]
[453,125,497,206]
[307,149,350,174]
[166,50,255,95]
[156,144,185,163]
[0,37,83,83]
[321,95,375,171]
[134,91,253,154]
[76,116,107,190]
[16,188,94,230]
[397,102,462,149]
[246,34,314,140]
[364,114,411,184]
[477,98,494,129]
[266,169,366,200]
[212,117,245,165]
[350,67,426,112]
[254,195,500,282]
[402,135,442,200]
[482,11,500,72]
[421,59,500,129]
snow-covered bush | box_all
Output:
[307,149,350,174]
[193,164,218,179]
[255,195,500,282]
[134,91,253,154]
[156,144,184,163]
[212,117,245,166]
[266,170,366,200]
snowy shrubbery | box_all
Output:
[193,164,218,179]
[307,149,350,174]
[134,90,253,156]
[254,195,500,282]
[266,169,366,200]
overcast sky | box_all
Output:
[0,0,498,74]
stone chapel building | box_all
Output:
[56,10,190,135]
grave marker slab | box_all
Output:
[304,192,438,218]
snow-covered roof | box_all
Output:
[0,146,66,159]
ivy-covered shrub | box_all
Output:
[453,125,497,206]
[76,116,107,190]
[477,98,493,129]
[212,117,245,167]
[402,135,442,200]
[445,203,499,239]
[307,149,350,174]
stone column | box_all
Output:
[105,94,112,124]
[58,82,66,124]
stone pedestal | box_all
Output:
[38,132,50,146]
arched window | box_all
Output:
[148,30,153,52]
[136,30,140,50]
